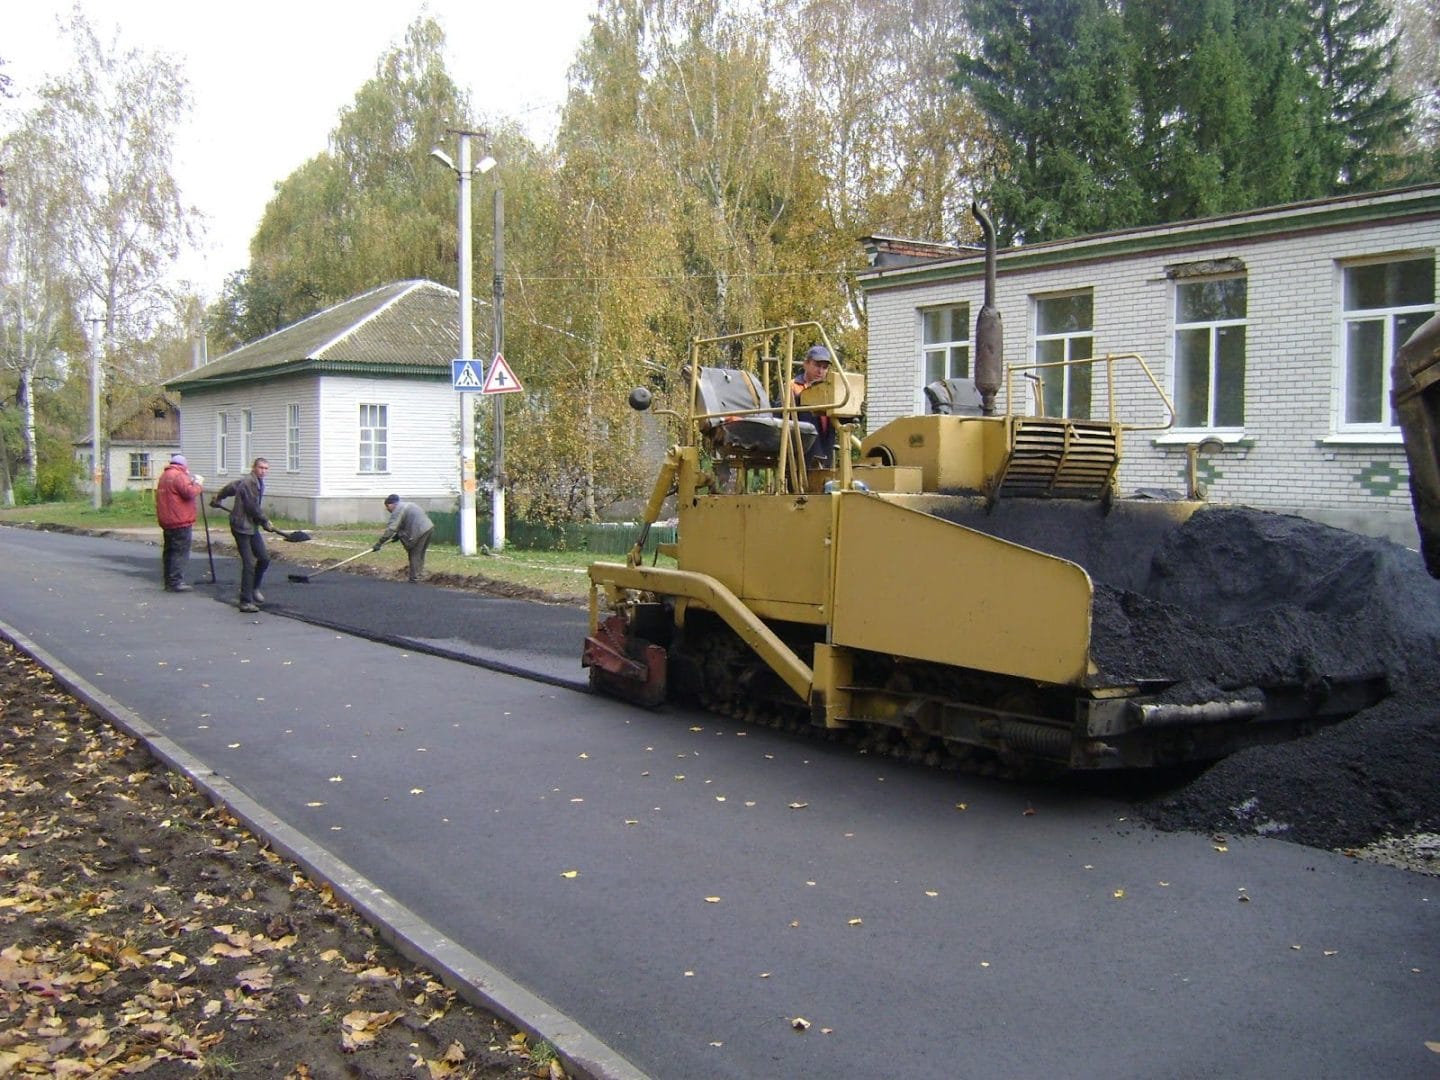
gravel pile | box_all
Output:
[1095,507,1440,852]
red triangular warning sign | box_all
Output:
[482,352,523,395]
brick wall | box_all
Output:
[860,189,1440,544]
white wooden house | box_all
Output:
[857,184,1440,547]
[166,280,469,524]
[73,393,181,496]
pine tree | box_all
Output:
[954,0,1146,244]
[1305,0,1413,189]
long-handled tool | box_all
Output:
[199,497,218,584]
[287,548,374,583]
[212,500,312,543]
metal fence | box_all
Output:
[429,512,675,556]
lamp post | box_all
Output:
[430,130,495,556]
[490,174,506,552]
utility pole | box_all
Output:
[87,315,104,509]
[431,130,494,556]
[491,179,506,552]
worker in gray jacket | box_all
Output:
[373,494,435,583]
[212,457,272,612]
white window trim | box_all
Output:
[1154,430,1250,446]
[358,402,389,474]
[1171,275,1247,432]
[1333,254,1437,436]
[1032,290,1094,419]
[286,403,301,472]
[918,303,971,412]
[216,410,232,475]
[241,408,253,470]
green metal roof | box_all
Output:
[857,185,1440,292]
[167,280,466,392]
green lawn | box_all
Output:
[0,496,655,604]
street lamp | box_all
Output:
[430,132,495,556]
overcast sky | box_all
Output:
[4,1,599,298]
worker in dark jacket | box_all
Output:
[373,494,435,583]
[155,454,204,592]
[212,458,271,612]
[790,344,836,467]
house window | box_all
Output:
[287,404,301,471]
[241,408,253,468]
[129,452,151,480]
[1174,277,1247,428]
[1034,292,1094,419]
[922,304,970,386]
[359,403,388,473]
[1339,257,1436,430]
[217,413,231,474]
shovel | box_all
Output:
[199,497,218,584]
[287,548,374,583]
[212,500,311,542]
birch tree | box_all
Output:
[30,8,198,501]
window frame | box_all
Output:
[129,452,151,481]
[919,303,972,396]
[1172,274,1248,432]
[286,404,301,472]
[216,412,231,475]
[241,408,253,470]
[1335,254,1437,436]
[1032,290,1095,419]
[358,403,388,474]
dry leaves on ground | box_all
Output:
[0,638,557,1079]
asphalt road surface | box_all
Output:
[1,526,1436,1079]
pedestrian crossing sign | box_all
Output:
[482,352,523,395]
[451,360,484,391]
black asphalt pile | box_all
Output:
[1088,506,1440,850]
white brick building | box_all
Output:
[857,185,1440,546]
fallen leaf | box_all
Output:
[1022,806,1036,816]
[791,1017,810,1031]
[1426,1041,1440,1054]
[704,896,721,904]
[847,918,863,926]
[1113,889,1125,899]
[561,870,579,879]
[788,802,808,810]
[924,890,938,898]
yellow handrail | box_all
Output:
[1004,352,1176,433]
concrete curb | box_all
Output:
[0,618,650,1080]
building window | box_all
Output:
[921,304,970,386]
[217,413,231,474]
[1034,292,1094,418]
[1174,277,1247,428]
[1340,256,1436,431]
[287,404,301,471]
[241,408,253,468]
[359,403,388,473]
[129,452,151,480]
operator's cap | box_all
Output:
[805,345,832,364]
[385,493,399,506]
[170,454,187,466]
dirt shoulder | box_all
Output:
[0,638,560,1079]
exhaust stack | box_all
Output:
[972,202,1002,415]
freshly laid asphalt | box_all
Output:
[1,525,1437,1080]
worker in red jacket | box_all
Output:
[155,454,204,592]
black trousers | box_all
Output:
[162,525,193,587]
[232,529,270,602]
